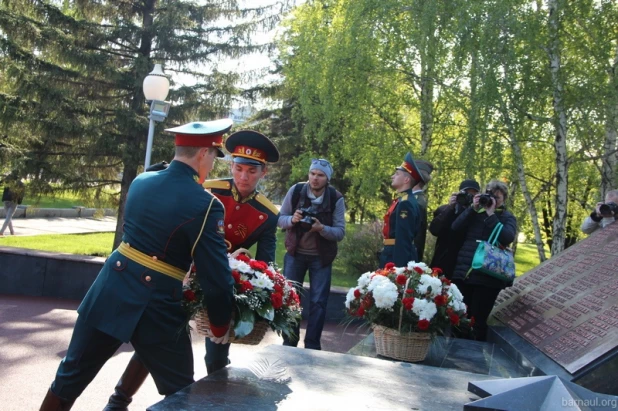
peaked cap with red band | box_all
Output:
[165,119,233,158]
[396,151,425,184]
[225,130,280,166]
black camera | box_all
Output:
[478,193,495,208]
[456,191,474,207]
[299,207,319,230]
[599,202,618,218]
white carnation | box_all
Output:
[408,261,429,272]
[412,298,437,320]
[345,287,358,309]
[372,281,398,309]
[394,267,406,275]
[357,272,373,289]
[249,273,274,290]
[447,283,464,301]
[367,275,390,292]
[417,274,442,297]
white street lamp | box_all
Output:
[142,64,171,169]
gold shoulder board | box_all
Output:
[202,179,231,190]
[401,194,408,201]
[255,193,279,215]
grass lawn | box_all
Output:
[1,230,546,289]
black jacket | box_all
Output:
[429,203,468,278]
[2,181,24,204]
[451,206,517,288]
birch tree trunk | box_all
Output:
[500,95,547,262]
[548,0,569,257]
[601,45,618,198]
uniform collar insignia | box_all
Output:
[231,183,257,203]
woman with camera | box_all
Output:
[450,179,517,341]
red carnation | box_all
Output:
[356,307,365,317]
[236,253,251,263]
[274,284,283,294]
[231,270,241,283]
[271,292,283,309]
[446,307,454,315]
[449,313,460,326]
[361,295,373,309]
[290,289,300,305]
[354,289,361,299]
[264,269,275,279]
[440,277,452,285]
[432,267,443,276]
[240,281,253,293]
[413,266,424,274]
[434,295,447,306]
[384,262,396,270]
[183,289,196,301]
[396,274,407,285]
[417,319,430,331]
[402,297,414,310]
[405,288,414,295]
[249,260,269,271]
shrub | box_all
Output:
[339,220,384,277]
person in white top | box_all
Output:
[580,190,618,234]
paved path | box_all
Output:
[0,216,117,237]
[0,294,368,410]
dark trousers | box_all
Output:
[204,339,231,374]
[282,252,332,350]
[51,314,194,401]
[455,282,501,342]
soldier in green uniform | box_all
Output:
[411,160,434,262]
[379,151,425,268]
[104,130,280,409]
[40,120,236,411]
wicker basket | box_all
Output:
[372,276,432,362]
[372,324,432,362]
[194,309,269,345]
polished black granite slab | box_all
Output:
[489,324,618,395]
[148,345,496,410]
[348,331,531,379]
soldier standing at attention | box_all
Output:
[40,119,236,411]
[104,130,280,410]
[379,151,425,268]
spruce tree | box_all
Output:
[0,0,290,248]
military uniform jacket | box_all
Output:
[413,190,428,262]
[77,161,234,343]
[380,188,421,267]
[203,178,279,263]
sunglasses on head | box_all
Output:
[311,158,332,170]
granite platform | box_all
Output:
[348,331,532,379]
[147,344,496,410]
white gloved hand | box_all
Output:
[208,320,234,344]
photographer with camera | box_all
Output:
[450,179,516,341]
[428,179,480,279]
[278,158,346,350]
[580,190,618,235]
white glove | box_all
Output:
[208,320,234,344]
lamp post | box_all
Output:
[142,64,170,169]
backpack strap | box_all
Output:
[291,183,305,208]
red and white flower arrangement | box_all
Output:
[345,261,474,334]
[183,254,302,339]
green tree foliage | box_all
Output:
[276,0,618,261]
[0,0,290,248]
